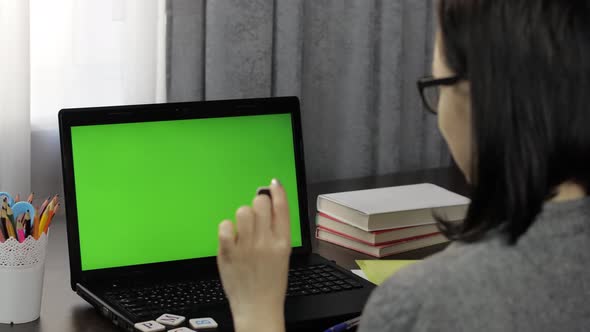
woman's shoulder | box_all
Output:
[382,234,513,293]
[358,236,517,331]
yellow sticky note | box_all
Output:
[356,260,420,285]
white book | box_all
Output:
[317,183,470,232]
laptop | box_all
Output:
[59,97,375,332]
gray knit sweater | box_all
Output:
[358,197,590,332]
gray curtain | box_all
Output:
[166,0,450,183]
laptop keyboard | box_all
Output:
[105,264,363,318]
[287,264,363,296]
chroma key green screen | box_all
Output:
[70,113,302,271]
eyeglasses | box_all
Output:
[417,76,462,114]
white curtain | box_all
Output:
[0,0,166,198]
[0,0,30,196]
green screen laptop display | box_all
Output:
[71,113,302,271]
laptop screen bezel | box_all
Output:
[59,97,312,289]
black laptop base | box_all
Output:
[78,253,374,332]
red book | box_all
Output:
[316,227,449,258]
[316,212,440,246]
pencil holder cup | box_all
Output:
[0,233,49,324]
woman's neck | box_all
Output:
[551,181,587,202]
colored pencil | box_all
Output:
[49,195,58,212]
[23,210,31,238]
[2,210,15,238]
[27,192,34,204]
[15,193,20,202]
[38,195,51,220]
[46,195,58,215]
[6,203,14,224]
[42,198,60,234]
[15,213,25,225]
[0,222,5,242]
[50,194,58,206]
[16,219,25,243]
[32,213,41,239]
[1,202,7,235]
[0,210,7,240]
[43,204,59,235]
[38,211,49,238]
[39,195,56,235]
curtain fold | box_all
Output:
[166,0,450,183]
[166,0,206,101]
[0,0,31,195]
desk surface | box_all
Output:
[0,167,467,332]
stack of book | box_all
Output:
[315,183,470,258]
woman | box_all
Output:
[216,0,590,331]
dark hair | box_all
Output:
[438,0,590,243]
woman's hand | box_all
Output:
[217,179,291,332]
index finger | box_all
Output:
[269,179,290,240]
